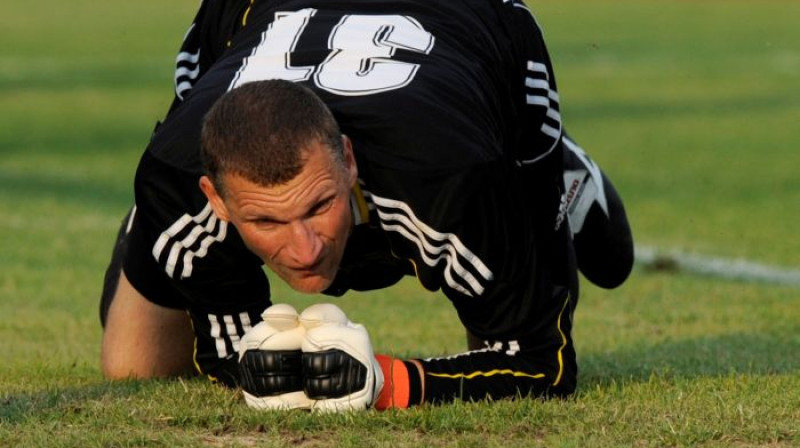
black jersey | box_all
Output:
[123,0,577,383]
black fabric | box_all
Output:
[572,173,634,289]
[403,360,424,407]
[99,208,134,327]
[414,294,578,404]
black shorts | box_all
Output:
[100,208,136,328]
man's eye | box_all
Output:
[311,198,334,215]
[255,218,278,228]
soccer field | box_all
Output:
[1,0,799,446]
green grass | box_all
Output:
[1,0,799,446]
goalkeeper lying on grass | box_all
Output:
[99,0,633,410]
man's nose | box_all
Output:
[287,220,323,266]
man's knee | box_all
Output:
[573,174,634,289]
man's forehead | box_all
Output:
[222,147,342,212]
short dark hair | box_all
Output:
[201,80,344,195]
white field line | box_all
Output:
[636,245,800,287]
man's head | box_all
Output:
[199,80,358,294]
[201,79,346,194]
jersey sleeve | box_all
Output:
[505,0,564,168]
[123,150,273,385]
[168,0,252,113]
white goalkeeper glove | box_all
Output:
[238,303,382,412]
[298,303,384,412]
[238,303,313,410]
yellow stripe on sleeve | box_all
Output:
[427,294,571,386]
[427,369,545,380]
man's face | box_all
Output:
[201,137,357,294]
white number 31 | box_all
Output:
[229,8,436,96]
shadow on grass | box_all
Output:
[578,330,800,389]
[0,380,145,425]
[0,170,132,211]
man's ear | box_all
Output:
[199,176,230,222]
[341,134,358,188]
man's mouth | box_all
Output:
[293,258,325,275]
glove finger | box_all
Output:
[301,323,383,411]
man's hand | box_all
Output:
[299,304,384,412]
[238,304,313,410]
[238,303,382,412]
